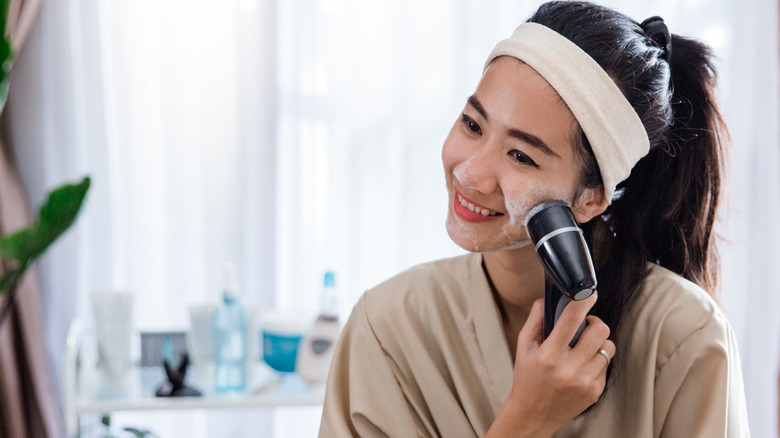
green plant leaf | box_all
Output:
[0,176,90,264]
[0,0,14,114]
[0,227,42,265]
[123,427,155,438]
[39,176,91,239]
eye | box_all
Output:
[461,114,482,135]
[508,149,539,168]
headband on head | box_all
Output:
[485,23,650,202]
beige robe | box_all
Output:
[320,253,750,437]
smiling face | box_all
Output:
[443,56,604,253]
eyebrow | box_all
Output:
[468,95,489,121]
[467,95,561,159]
[507,129,561,158]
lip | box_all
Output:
[453,190,503,222]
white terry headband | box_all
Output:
[485,22,650,202]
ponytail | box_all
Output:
[655,34,725,292]
[530,1,728,370]
[593,33,726,339]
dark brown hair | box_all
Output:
[529,1,727,373]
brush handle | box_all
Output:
[544,278,587,347]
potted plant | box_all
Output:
[0,176,90,326]
[0,0,91,325]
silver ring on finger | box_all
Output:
[597,349,611,367]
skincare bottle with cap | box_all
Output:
[214,263,248,392]
[296,271,341,384]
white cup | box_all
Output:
[92,290,134,379]
[188,304,216,366]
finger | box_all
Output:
[570,315,611,358]
[584,339,616,376]
[517,298,545,348]
[546,291,598,348]
[591,354,610,403]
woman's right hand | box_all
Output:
[486,293,615,438]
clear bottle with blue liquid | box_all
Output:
[214,263,247,393]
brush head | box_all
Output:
[524,200,571,236]
[525,200,597,300]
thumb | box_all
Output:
[517,298,545,348]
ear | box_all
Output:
[571,185,609,223]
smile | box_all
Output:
[456,193,501,217]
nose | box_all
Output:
[453,148,499,195]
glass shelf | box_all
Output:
[75,365,325,413]
[63,319,325,435]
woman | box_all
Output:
[320,1,749,436]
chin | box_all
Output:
[445,215,483,253]
[446,214,533,254]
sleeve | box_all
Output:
[654,313,751,438]
[318,294,424,438]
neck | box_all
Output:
[482,247,545,338]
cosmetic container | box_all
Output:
[188,304,216,376]
[296,271,341,384]
[214,263,248,393]
[261,311,308,374]
[91,290,134,396]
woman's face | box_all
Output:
[443,56,590,253]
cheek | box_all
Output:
[503,180,574,225]
[441,124,460,165]
[452,156,475,186]
[442,132,475,181]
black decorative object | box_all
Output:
[155,353,202,397]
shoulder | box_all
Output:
[624,263,732,369]
[363,252,478,316]
[585,265,747,436]
[634,263,721,320]
[358,252,481,344]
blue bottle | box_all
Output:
[214,263,247,393]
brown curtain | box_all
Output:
[0,0,64,437]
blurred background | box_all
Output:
[1,0,777,436]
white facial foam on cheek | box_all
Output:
[504,181,546,228]
[505,181,572,225]
[452,156,475,189]
[499,180,573,249]
[501,238,532,251]
[445,215,481,252]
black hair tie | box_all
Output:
[640,16,672,61]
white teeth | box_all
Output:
[457,194,498,216]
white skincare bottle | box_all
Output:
[214,263,248,392]
[296,271,341,384]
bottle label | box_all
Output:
[311,338,332,355]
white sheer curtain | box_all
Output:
[8,0,277,436]
[277,1,780,434]
[6,0,779,437]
